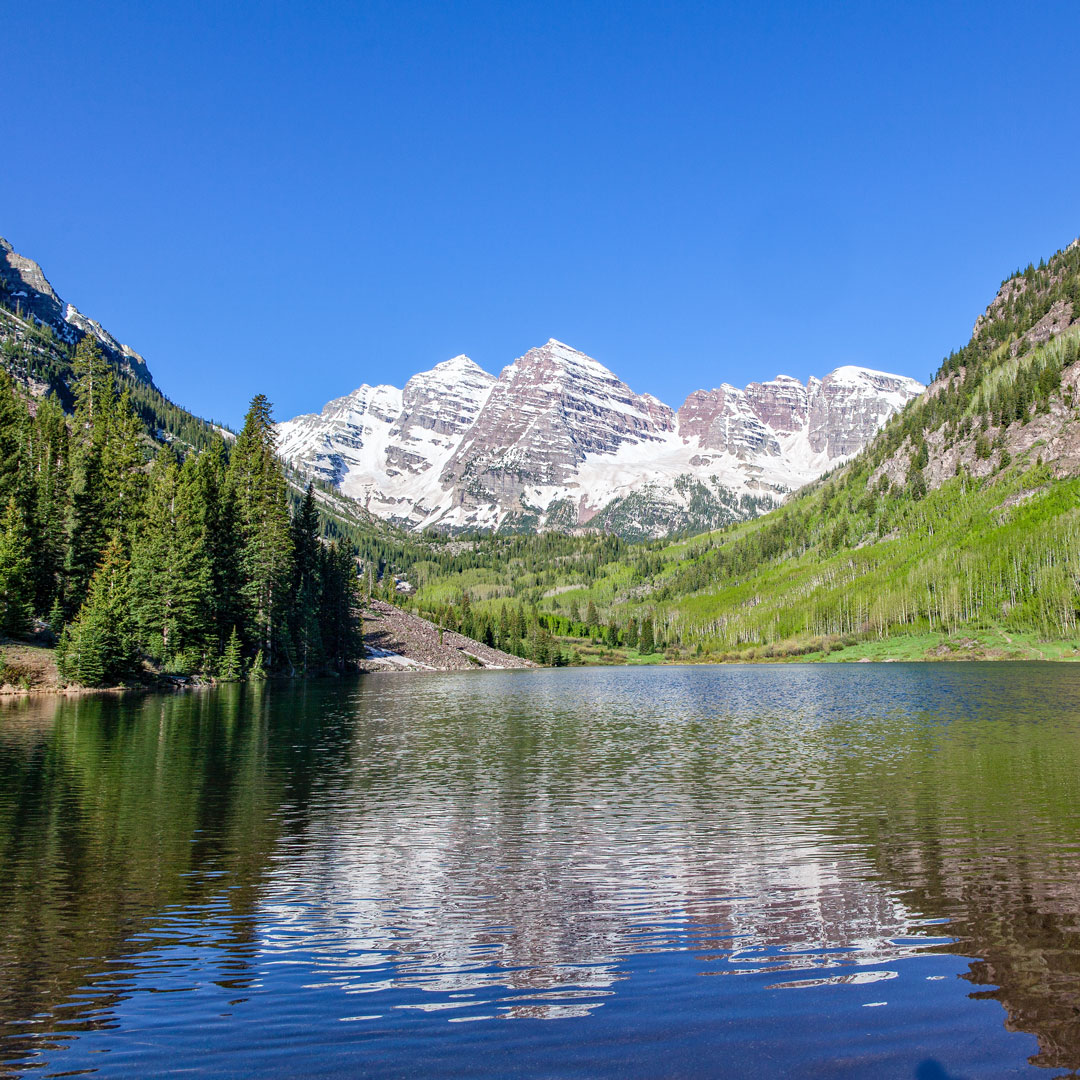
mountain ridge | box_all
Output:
[0,237,155,388]
[278,337,923,539]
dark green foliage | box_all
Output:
[0,363,362,684]
[639,618,655,655]
[57,538,140,686]
[219,627,244,681]
[229,395,294,669]
[130,448,213,661]
[0,497,33,635]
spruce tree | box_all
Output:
[639,618,655,655]
[319,542,362,670]
[289,483,326,675]
[0,372,27,508]
[193,440,242,649]
[63,439,106,615]
[129,447,213,662]
[219,626,244,681]
[100,385,147,540]
[626,617,639,650]
[0,497,33,636]
[56,538,139,686]
[228,395,294,669]
[28,395,69,613]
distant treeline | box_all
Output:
[0,338,362,685]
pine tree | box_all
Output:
[0,497,33,635]
[192,440,242,649]
[0,372,27,508]
[228,395,294,669]
[585,599,599,631]
[219,626,244,681]
[100,386,147,540]
[56,538,139,686]
[248,648,268,681]
[28,395,69,613]
[289,483,326,675]
[625,617,639,650]
[639,618,655,655]
[129,447,213,662]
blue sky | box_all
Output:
[4,1,1080,428]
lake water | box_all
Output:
[2,664,1080,1078]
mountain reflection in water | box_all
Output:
[1,665,1079,1077]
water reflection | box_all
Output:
[1,666,1079,1076]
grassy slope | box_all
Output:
[406,240,1080,663]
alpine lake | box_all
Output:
[3,663,1080,1078]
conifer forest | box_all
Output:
[0,337,362,686]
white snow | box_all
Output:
[276,341,925,534]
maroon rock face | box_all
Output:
[676,387,778,459]
[278,339,923,534]
[441,339,675,499]
[676,368,923,461]
[744,376,809,434]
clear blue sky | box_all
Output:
[4,1,1080,428]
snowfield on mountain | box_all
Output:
[277,339,923,538]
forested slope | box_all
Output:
[395,239,1080,662]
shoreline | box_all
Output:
[4,626,1077,698]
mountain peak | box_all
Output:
[278,340,921,538]
[430,353,489,376]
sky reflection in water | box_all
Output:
[1,664,1079,1077]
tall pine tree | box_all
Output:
[228,395,294,669]
[129,447,213,663]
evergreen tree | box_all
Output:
[319,542,362,670]
[248,648,268,681]
[639,618,655,655]
[585,599,599,631]
[63,437,106,614]
[192,440,242,648]
[100,385,147,540]
[129,447,213,662]
[28,395,69,612]
[289,483,326,674]
[0,497,33,635]
[219,626,244,681]
[625,617,639,650]
[228,395,294,669]
[56,537,139,686]
[71,337,113,436]
[0,372,27,507]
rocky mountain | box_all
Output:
[278,338,923,539]
[0,237,155,386]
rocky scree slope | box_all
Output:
[278,338,922,540]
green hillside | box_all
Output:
[395,239,1080,663]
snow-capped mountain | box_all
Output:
[278,339,924,539]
